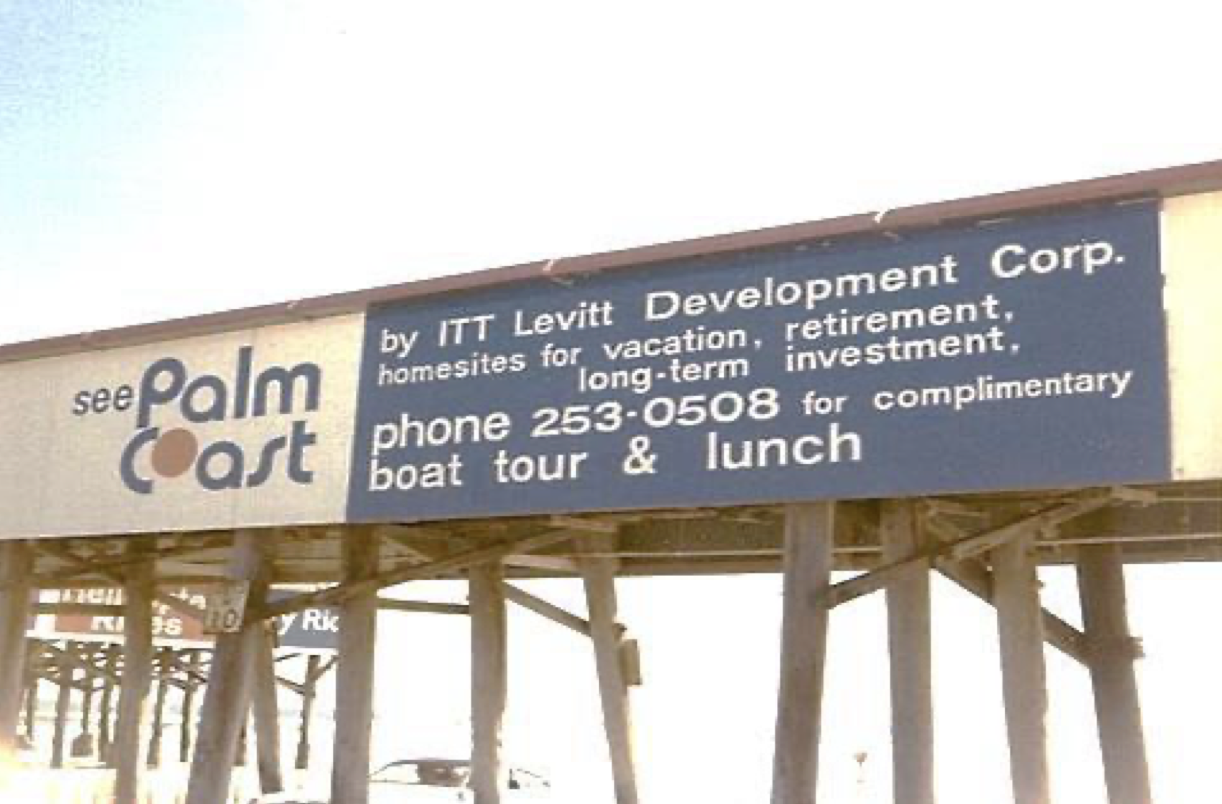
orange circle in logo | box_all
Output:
[151,428,199,478]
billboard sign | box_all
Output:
[347,203,1171,520]
[269,590,341,651]
[4,193,1221,541]
[40,587,339,652]
[0,316,364,538]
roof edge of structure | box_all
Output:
[5,158,1222,365]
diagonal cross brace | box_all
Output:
[503,582,601,638]
[257,526,586,621]
[816,491,1127,665]
[938,556,1089,665]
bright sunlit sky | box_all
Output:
[3,2,1221,803]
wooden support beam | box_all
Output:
[504,582,591,637]
[113,541,156,804]
[374,526,442,564]
[186,530,274,804]
[262,527,576,619]
[295,655,321,771]
[822,556,932,609]
[179,652,200,764]
[311,657,337,681]
[1077,544,1152,804]
[470,562,509,804]
[23,674,39,744]
[502,555,581,573]
[929,512,1090,665]
[51,661,74,769]
[947,493,1117,562]
[252,624,285,794]
[273,675,305,697]
[76,668,96,760]
[377,598,470,615]
[993,535,1052,804]
[236,715,249,767]
[0,541,34,763]
[882,501,935,804]
[939,557,1089,665]
[823,495,1114,623]
[146,649,170,768]
[579,533,639,804]
[771,502,835,804]
[330,529,380,804]
[99,645,119,766]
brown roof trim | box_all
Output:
[5,159,1222,365]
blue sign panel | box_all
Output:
[348,203,1168,521]
[270,590,339,652]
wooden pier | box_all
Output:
[1,483,1218,802]
[3,162,1222,803]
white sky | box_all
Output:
[3,2,1221,802]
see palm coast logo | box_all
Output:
[80,347,324,494]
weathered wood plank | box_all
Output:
[99,645,119,766]
[993,536,1051,804]
[935,552,1089,665]
[77,662,96,759]
[471,562,508,804]
[295,655,321,771]
[252,624,285,794]
[0,541,34,762]
[330,529,380,804]
[146,648,170,768]
[881,500,935,804]
[948,493,1117,562]
[377,598,470,615]
[186,530,274,804]
[23,673,39,745]
[179,651,200,764]
[579,534,639,804]
[51,661,73,769]
[1078,544,1152,804]
[771,502,835,804]
[504,582,590,636]
[822,556,931,609]
[113,541,155,804]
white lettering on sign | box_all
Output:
[990,240,1122,279]
[301,608,340,632]
[352,203,1169,520]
